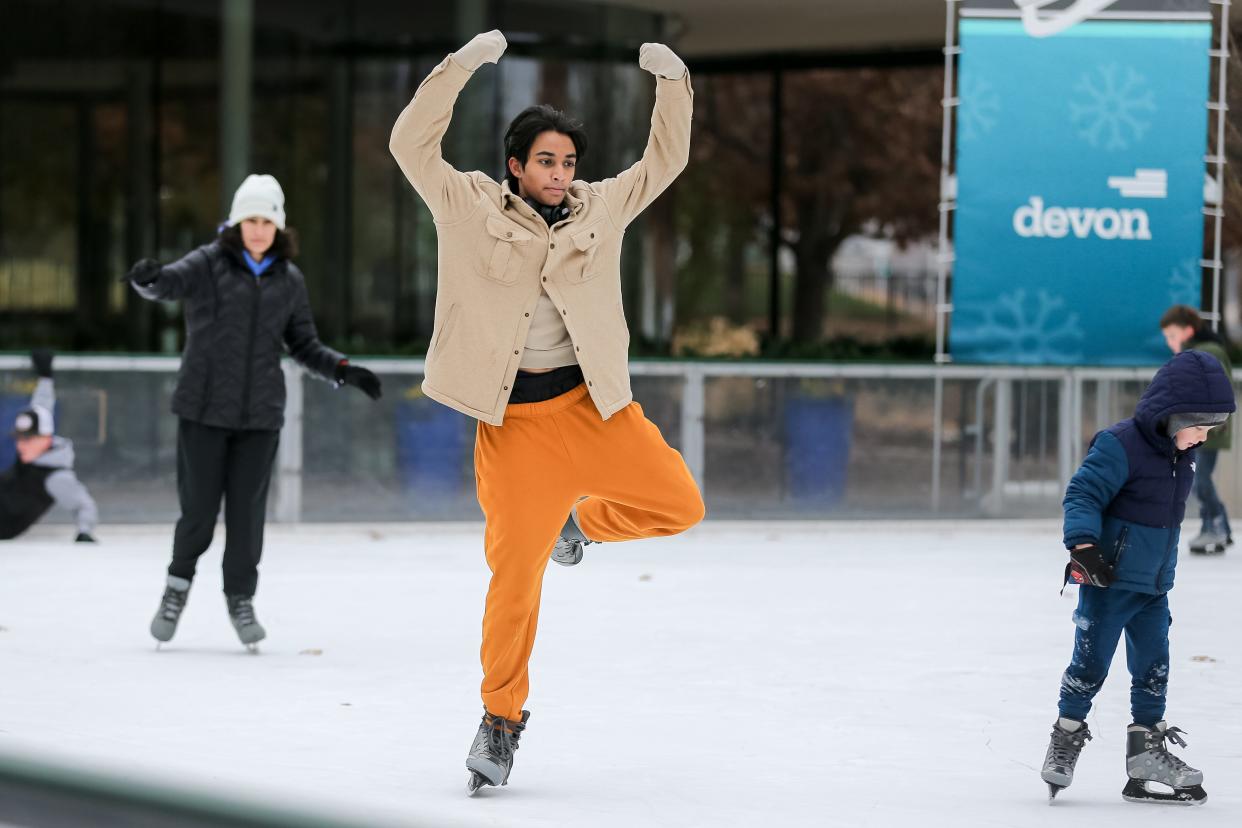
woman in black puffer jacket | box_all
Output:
[127,173,382,650]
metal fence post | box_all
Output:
[932,371,944,512]
[1058,372,1074,489]
[274,361,304,523]
[987,377,1011,514]
[681,365,706,493]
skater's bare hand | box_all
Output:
[453,30,507,71]
[638,43,686,80]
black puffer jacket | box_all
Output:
[132,239,344,430]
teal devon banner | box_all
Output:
[950,19,1211,364]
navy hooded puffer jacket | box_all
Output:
[1063,350,1236,594]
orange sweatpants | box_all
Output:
[473,384,705,721]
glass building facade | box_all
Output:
[0,0,666,353]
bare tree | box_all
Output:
[692,66,942,344]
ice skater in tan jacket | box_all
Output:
[390,29,705,794]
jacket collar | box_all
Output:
[216,238,286,277]
[500,179,584,219]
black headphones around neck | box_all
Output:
[523,196,570,227]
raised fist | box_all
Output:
[452,30,507,72]
[639,43,686,80]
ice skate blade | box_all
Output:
[466,771,490,797]
[1122,779,1206,805]
[465,757,505,788]
[1047,783,1065,802]
[245,643,260,654]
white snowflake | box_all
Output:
[957,73,1000,143]
[966,289,1085,363]
[1168,258,1200,307]
[1069,64,1157,151]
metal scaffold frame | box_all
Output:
[930,0,1230,512]
[1206,0,1232,331]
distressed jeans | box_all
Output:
[1057,585,1171,727]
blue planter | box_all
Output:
[0,394,32,470]
[784,396,854,505]
[394,398,467,497]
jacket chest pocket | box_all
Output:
[479,215,533,284]
[566,222,603,283]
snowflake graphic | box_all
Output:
[957,74,1000,143]
[967,289,1085,363]
[1168,258,1201,307]
[1069,64,1157,151]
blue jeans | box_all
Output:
[1058,586,1171,727]
[1196,449,1231,537]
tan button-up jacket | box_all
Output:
[389,55,693,425]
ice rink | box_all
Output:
[1,520,1239,827]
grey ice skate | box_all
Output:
[1041,717,1092,801]
[150,575,191,644]
[465,709,529,795]
[1122,722,1206,805]
[550,510,595,567]
[1188,529,1228,555]
[225,594,266,651]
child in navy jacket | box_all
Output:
[1041,350,1234,805]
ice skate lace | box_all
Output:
[159,587,187,621]
[1150,727,1193,772]
[485,714,526,761]
[228,596,257,627]
[1050,724,1092,766]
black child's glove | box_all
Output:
[1065,544,1112,588]
[336,362,383,400]
[124,258,161,285]
[31,348,54,379]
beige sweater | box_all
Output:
[522,292,577,370]
[389,55,693,425]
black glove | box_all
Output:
[1064,544,1112,588]
[74,532,97,544]
[124,258,161,285]
[336,362,383,400]
[31,348,54,379]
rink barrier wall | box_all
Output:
[0,748,405,828]
[1,355,1237,521]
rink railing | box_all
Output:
[2,355,1231,521]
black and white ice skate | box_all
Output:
[550,512,594,567]
[1041,718,1092,802]
[465,709,528,796]
[226,594,266,652]
[1122,722,1206,806]
[150,575,191,646]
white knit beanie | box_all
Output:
[228,174,286,229]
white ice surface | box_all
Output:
[1,521,1239,827]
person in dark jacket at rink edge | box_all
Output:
[1160,304,1236,554]
[1,349,98,543]
[1038,350,1235,805]
[126,174,383,651]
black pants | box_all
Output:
[168,418,279,596]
